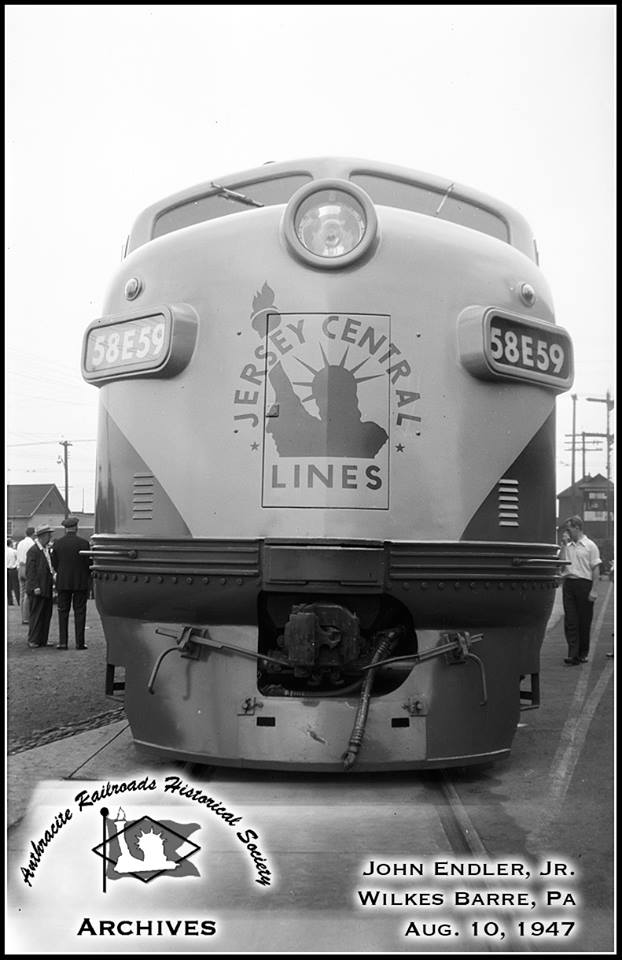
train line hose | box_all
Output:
[343,630,398,771]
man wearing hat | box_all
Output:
[52,516,92,650]
[25,524,56,648]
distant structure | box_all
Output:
[6,484,94,541]
[557,472,614,561]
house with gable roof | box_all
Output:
[6,483,68,540]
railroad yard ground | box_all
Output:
[6,582,615,954]
[7,599,122,754]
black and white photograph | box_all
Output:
[6,5,615,954]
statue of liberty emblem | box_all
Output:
[260,312,392,509]
[93,807,201,886]
[112,807,178,873]
[266,345,388,458]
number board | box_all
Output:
[485,313,573,388]
[82,304,197,385]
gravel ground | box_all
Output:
[6,599,126,753]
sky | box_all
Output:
[6,4,616,514]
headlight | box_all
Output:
[297,190,365,258]
[282,179,377,268]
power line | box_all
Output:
[7,439,95,447]
[8,392,97,407]
[6,348,88,376]
[7,370,92,388]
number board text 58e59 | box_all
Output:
[457,307,574,392]
[81,304,198,385]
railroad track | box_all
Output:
[104,760,532,953]
[8,705,127,755]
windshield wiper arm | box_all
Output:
[210,182,264,208]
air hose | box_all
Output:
[343,629,399,771]
[265,678,365,698]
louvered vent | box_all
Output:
[497,478,519,527]
[132,473,154,520]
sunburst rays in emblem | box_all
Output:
[291,347,383,402]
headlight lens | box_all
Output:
[295,189,366,258]
[282,179,377,268]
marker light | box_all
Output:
[282,180,377,268]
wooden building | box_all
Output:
[7,484,94,542]
[557,473,614,562]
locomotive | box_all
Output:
[82,157,573,770]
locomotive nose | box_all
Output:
[281,179,378,268]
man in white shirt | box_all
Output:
[16,526,35,624]
[560,515,601,665]
[7,539,19,605]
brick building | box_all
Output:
[557,473,614,562]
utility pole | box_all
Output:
[564,433,603,479]
[586,392,615,545]
[587,391,614,482]
[58,440,72,517]
[564,431,606,524]
[571,394,577,515]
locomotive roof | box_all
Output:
[125,157,537,261]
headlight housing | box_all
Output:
[282,179,377,268]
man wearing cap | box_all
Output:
[25,525,56,648]
[52,516,92,650]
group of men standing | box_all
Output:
[14,517,92,649]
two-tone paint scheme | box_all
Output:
[82,158,573,770]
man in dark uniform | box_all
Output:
[25,524,56,648]
[52,516,92,650]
